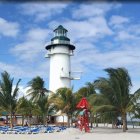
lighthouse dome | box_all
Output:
[46,25,75,50]
[51,25,70,44]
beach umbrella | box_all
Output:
[76,97,89,109]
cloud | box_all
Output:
[1,2,139,94]
[109,15,130,26]
[12,85,29,99]
[0,17,19,37]
[0,61,50,79]
[116,31,137,41]
[19,2,68,22]
[72,2,122,19]
[18,86,30,98]
[48,16,113,43]
[0,62,25,78]
[73,45,140,70]
[26,28,50,41]
[12,85,32,99]
[108,15,140,42]
[113,23,140,42]
[70,35,140,80]
[10,28,51,61]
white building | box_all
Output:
[45,25,76,93]
[45,25,76,125]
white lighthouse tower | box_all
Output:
[45,25,75,93]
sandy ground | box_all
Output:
[0,126,140,140]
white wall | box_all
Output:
[49,45,71,93]
[56,115,68,123]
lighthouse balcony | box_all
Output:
[45,50,73,57]
[60,71,82,80]
[60,72,71,79]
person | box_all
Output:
[116,119,120,128]
[25,121,28,126]
[116,119,123,128]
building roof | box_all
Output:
[54,25,68,32]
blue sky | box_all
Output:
[0,1,140,96]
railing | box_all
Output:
[60,71,82,80]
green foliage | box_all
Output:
[75,82,96,103]
[36,95,55,125]
[52,88,76,115]
[16,96,36,116]
[0,71,20,113]
[89,67,140,132]
[26,76,49,102]
[0,71,21,127]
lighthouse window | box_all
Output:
[62,30,64,36]
[57,30,60,36]
[55,31,58,36]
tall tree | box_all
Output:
[0,71,21,128]
[36,95,55,126]
[75,82,96,102]
[92,68,140,132]
[16,96,37,126]
[86,82,96,95]
[26,76,49,102]
[52,88,77,127]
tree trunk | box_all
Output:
[122,113,127,132]
[95,118,98,127]
[6,115,8,125]
[90,113,93,128]
[130,116,134,128]
[46,115,48,127]
[68,115,70,128]
[29,116,31,127]
[43,114,46,126]
[125,117,128,130]
[71,114,73,127]
[10,113,13,128]
[22,115,24,126]
[95,114,98,127]
[112,120,114,129]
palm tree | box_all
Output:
[86,82,96,95]
[0,71,21,128]
[36,95,55,126]
[92,68,140,132]
[26,76,49,102]
[52,87,77,127]
[87,93,116,127]
[17,96,34,126]
[130,91,140,121]
[17,96,40,127]
[133,103,140,119]
[16,97,28,126]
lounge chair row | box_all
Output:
[0,126,67,134]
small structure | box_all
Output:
[76,97,90,132]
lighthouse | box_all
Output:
[45,25,75,93]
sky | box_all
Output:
[0,1,140,97]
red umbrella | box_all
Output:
[76,97,89,109]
